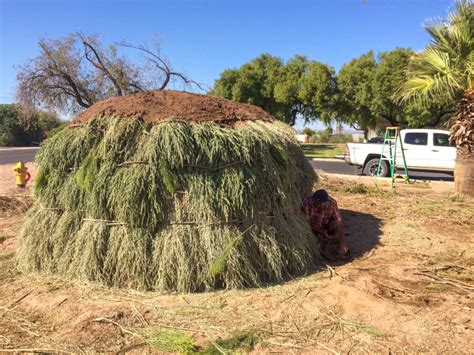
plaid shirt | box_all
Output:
[302,195,342,232]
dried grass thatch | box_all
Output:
[0,192,33,217]
[17,104,318,292]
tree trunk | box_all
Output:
[454,145,474,196]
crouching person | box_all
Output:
[302,189,349,260]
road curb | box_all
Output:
[324,172,454,185]
[308,158,345,162]
[0,147,41,151]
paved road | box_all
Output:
[0,147,454,182]
[0,147,40,165]
[309,159,454,182]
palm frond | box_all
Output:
[395,0,473,105]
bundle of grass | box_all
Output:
[17,90,318,292]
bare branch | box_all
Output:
[16,33,203,114]
[37,40,92,108]
[117,41,205,91]
[78,33,124,96]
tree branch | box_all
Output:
[117,41,204,91]
[380,114,398,126]
[350,123,363,131]
[79,33,124,96]
[430,105,455,127]
[38,41,92,108]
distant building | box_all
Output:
[351,132,365,142]
[294,134,310,143]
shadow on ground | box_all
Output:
[340,208,382,261]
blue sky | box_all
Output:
[0,0,453,128]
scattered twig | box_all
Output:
[131,305,149,326]
[307,338,340,354]
[266,340,306,349]
[291,319,308,341]
[57,298,68,307]
[117,341,147,353]
[413,272,474,293]
[197,323,226,354]
[326,264,336,279]
[280,294,296,303]
[419,266,474,281]
[16,324,41,337]
[361,249,376,259]
[428,264,472,272]
[346,264,389,270]
[9,290,34,309]
[92,317,136,337]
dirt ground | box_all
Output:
[1,164,473,353]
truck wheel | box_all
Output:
[364,158,389,177]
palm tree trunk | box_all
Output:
[454,145,474,196]
[450,90,473,196]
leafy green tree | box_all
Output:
[371,48,412,125]
[212,54,285,117]
[0,105,23,146]
[336,49,454,136]
[0,104,61,146]
[212,54,336,126]
[335,51,377,135]
[395,0,473,195]
[372,48,454,127]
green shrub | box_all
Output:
[0,103,61,146]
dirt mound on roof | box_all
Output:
[73,90,274,125]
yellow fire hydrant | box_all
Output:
[13,161,31,188]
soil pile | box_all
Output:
[74,90,274,125]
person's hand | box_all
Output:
[339,242,349,255]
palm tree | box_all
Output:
[396,0,473,195]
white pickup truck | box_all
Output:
[345,129,456,177]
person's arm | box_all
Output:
[335,218,348,254]
[333,202,348,254]
[311,225,330,238]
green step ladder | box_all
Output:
[375,127,410,187]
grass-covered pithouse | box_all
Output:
[17,90,318,292]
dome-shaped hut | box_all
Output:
[17,90,318,292]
